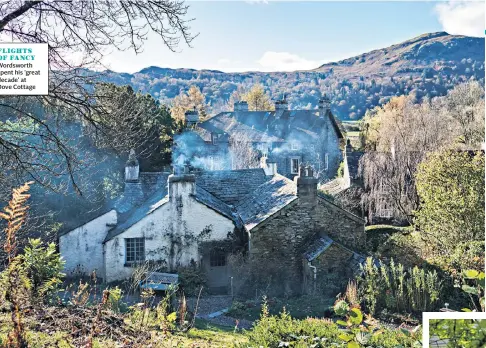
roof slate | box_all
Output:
[195,168,270,205]
[193,108,343,144]
[235,174,297,231]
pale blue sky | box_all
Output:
[102,1,484,73]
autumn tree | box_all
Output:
[243,84,274,111]
[171,85,208,124]
[0,0,195,194]
[414,150,484,250]
[360,82,485,223]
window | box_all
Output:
[376,199,393,218]
[290,157,300,174]
[210,249,226,267]
[125,238,145,264]
[291,142,299,150]
[324,153,329,171]
[211,133,217,145]
[379,178,390,193]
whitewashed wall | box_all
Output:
[60,210,117,279]
[104,180,235,283]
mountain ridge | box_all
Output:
[100,32,484,120]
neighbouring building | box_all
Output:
[173,95,345,182]
[59,150,366,295]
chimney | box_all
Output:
[294,165,318,205]
[274,96,288,119]
[234,101,248,112]
[116,149,144,212]
[260,156,277,176]
[318,94,331,118]
[168,164,196,204]
[185,108,199,127]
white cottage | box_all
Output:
[59,150,366,294]
[59,152,242,289]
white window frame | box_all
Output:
[125,238,145,265]
[291,142,299,150]
[376,199,393,218]
[324,153,329,171]
[379,178,391,193]
[290,157,300,174]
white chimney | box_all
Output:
[168,165,196,202]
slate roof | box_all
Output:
[303,235,368,274]
[303,236,334,262]
[193,108,343,144]
[195,168,270,205]
[235,174,297,231]
[104,189,169,242]
[104,184,243,242]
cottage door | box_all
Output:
[205,248,230,294]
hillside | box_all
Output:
[101,32,484,120]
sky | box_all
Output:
[101,1,485,74]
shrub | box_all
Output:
[247,303,421,347]
[22,238,65,301]
[333,299,350,316]
[357,257,442,315]
[178,263,207,296]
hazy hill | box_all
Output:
[101,32,484,120]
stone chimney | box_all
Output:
[275,96,288,119]
[294,165,318,205]
[185,108,199,127]
[234,101,248,112]
[115,149,144,213]
[260,156,277,176]
[168,165,196,204]
[318,94,331,118]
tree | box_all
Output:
[360,82,485,223]
[0,0,195,193]
[414,150,484,251]
[243,84,274,111]
[171,85,208,124]
[94,83,175,170]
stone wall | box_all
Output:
[249,195,364,295]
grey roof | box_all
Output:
[104,184,243,242]
[303,236,334,262]
[104,190,169,242]
[235,174,297,231]
[304,235,368,274]
[195,168,270,205]
[193,108,343,144]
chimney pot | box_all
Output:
[294,164,318,204]
[125,149,139,182]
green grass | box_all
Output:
[228,295,335,322]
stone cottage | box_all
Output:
[59,151,366,295]
[174,95,345,182]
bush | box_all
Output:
[178,263,207,296]
[247,302,421,347]
[22,238,65,301]
[357,258,441,315]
